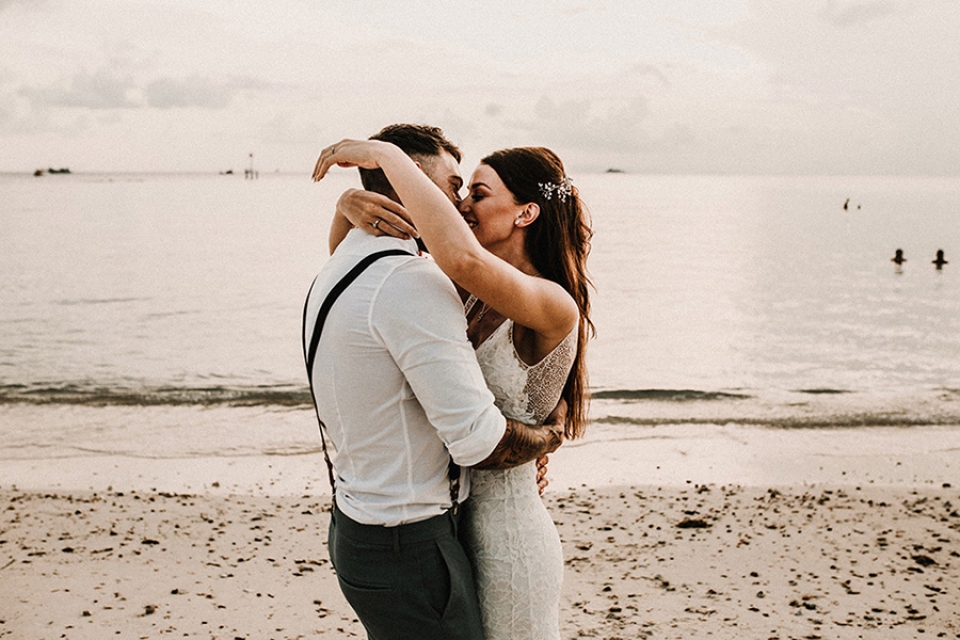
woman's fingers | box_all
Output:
[367,205,418,239]
[369,217,400,239]
[535,455,549,495]
[313,139,355,181]
[373,198,418,238]
[380,218,418,239]
[381,198,416,229]
[312,145,336,181]
[313,139,387,181]
[338,189,419,239]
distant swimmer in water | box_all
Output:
[843,198,850,210]
[891,249,906,265]
[933,249,948,269]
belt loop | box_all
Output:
[392,527,401,555]
[449,507,459,537]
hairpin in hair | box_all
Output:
[538,177,573,203]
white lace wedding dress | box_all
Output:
[463,309,577,640]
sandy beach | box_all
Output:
[3,423,960,639]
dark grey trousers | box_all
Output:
[328,505,484,640]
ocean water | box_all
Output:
[1,170,959,464]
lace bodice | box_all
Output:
[470,310,577,426]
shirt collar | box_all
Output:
[340,227,421,256]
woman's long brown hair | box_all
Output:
[481,147,594,439]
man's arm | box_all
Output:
[473,417,563,470]
[373,262,510,468]
[374,262,565,471]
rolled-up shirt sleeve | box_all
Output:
[370,260,506,467]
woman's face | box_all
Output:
[459,164,524,249]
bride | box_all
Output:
[314,133,593,639]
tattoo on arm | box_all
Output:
[473,419,563,470]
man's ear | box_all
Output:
[515,203,540,228]
[412,155,432,175]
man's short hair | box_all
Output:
[359,124,462,198]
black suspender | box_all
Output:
[303,250,412,376]
[302,249,461,514]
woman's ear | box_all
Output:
[514,203,540,228]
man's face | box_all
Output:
[419,151,463,207]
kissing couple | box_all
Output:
[304,123,593,639]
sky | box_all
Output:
[1,0,958,175]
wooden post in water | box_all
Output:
[245,153,259,180]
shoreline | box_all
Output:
[3,422,960,496]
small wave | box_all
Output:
[795,388,853,395]
[0,446,320,462]
[0,383,754,407]
[593,413,960,428]
[592,388,752,402]
[54,297,148,306]
[0,383,313,408]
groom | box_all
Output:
[304,124,564,640]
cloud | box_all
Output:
[558,4,606,17]
[2,0,957,174]
[820,0,899,28]
[629,63,672,88]
[0,0,53,19]
[144,76,233,109]
[20,68,139,110]
[519,95,656,154]
[18,63,275,113]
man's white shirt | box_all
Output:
[304,229,506,526]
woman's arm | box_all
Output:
[328,205,354,255]
[314,140,578,342]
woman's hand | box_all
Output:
[337,189,419,240]
[536,455,550,495]
[313,139,400,181]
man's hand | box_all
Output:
[545,398,567,432]
[473,419,563,470]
